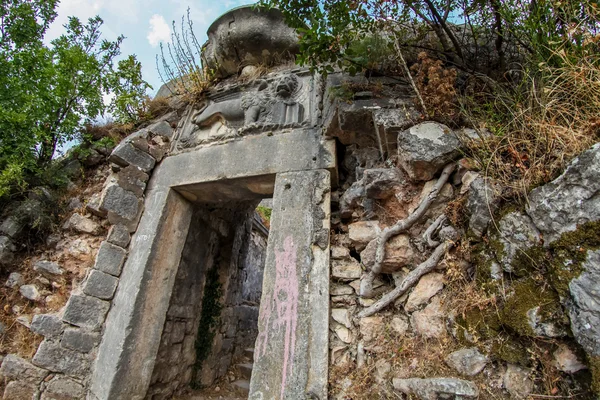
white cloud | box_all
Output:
[147,14,171,47]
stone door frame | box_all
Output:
[88,129,336,400]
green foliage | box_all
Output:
[256,206,272,222]
[192,264,222,388]
[0,0,150,200]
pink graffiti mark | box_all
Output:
[255,236,299,398]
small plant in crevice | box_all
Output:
[191,264,222,389]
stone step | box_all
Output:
[231,380,250,396]
[237,363,254,380]
[243,348,254,361]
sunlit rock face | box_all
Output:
[201,6,300,79]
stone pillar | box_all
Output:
[250,170,330,400]
[89,189,193,400]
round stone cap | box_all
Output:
[201,6,300,78]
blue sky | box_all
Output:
[46,0,254,96]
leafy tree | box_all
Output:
[257,0,600,75]
[0,0,150,198]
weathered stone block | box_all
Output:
[32,339,89,375]
[30,314,63,338]
[61,328,100,353]
[1,216,23,238]
[331,259,362,280]
[116,166,149,197]
[99,183,143,230]
[148,120,174,139]
[393,377,479,399]
[0,354,49,382]
[86,192,107,218]
[93,241,126,276]
[466,176,502,238]
[33,260,64,279]
[360,234,416,273]
[109,142,156,172]
[107,224,131,248]
[41,376,84,400]
[83,269,119,300]
[62,294,110,331]
[348,221,381,251]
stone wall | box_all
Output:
[146,204,267,399]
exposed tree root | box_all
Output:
[360,163,456,298]
[358,237,455,318]
[423,214,448,248]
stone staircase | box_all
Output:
[231,347,255,397]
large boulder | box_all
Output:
[527,142,600,244]
[397,122,461,181]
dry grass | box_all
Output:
[461,49,600,200]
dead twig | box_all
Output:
[358,238,454,318]
[360,163,456,298]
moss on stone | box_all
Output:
[499,278,564,337]
[547,220,600,298]
[587,355,600,395]
[490,337,532,366]
[455,306,502,344]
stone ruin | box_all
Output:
[3,4,600,400]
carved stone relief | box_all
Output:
[175,71,318,151]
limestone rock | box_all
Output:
[359,316,384,343]
[0,354,49,382]
[348,221,381,251]
[567,250,600,357]
[503,364,534,399]
[109,142,156,172]
[363,168,403,199]
[360,234,416,273]
[334,325,353,344]
[332,258,362,280]
[0,235,16,265]
[20,284,41,301]
[411,297,446,338]
[93,241,127,277]
[405,273,445,312]
[62,213,101,235]
[107,224,131,248]
[3,380,39,399]
[1,216,23,238]
[339,182,364,218]
[83,270,119,300]
[397,122,462,181]
[466,176,502,237]
[393,377,479,399]
[374,359,392,384]
[331,308,352,329]
[41,376,84,400]
[331,246,350,260]
[445,348,489,376]
[61,328,101,353]
[495,212,542,272]
[390,316,409,336]
[32,339,89,375]
[5,272,24,288]
[86,192,107,218]
[62,294,110,331]
[553,346,587,373]
[33,260,64,279]
[527,142,600,244]
[331,284,354,296]
[30,314,63,338]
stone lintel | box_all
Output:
[153,129,337,193]
[249,170,330,400]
